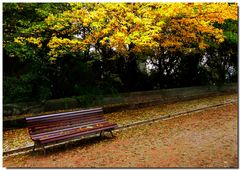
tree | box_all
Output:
[203,19,238,85]
[3,3,71,102]
[3,3,238,102]
[32,3,236,59]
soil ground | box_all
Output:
[3,102,238,168]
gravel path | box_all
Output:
[3,102,237,168]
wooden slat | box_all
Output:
[40,123,118,144]
[31,121,113,140]
[26,108,102,123]
[27,113,105,129]
[27,111,102,125]
[28,112,106,135]
[26,107,102,121]
[27,115,104,131]
[30,119,108,136]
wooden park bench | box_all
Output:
[26,107,118,154]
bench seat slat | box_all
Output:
[30,119,108,137]
[40,123,118,144]
[32,122,115,141]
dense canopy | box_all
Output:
[9,3,237,59]
[3,3,238,103]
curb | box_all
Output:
[3,100,236,157]
[115,100,236,131]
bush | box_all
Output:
[4,74,35,103]
[3,72,52,103]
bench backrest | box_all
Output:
[26,107,106,135]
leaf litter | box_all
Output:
[4,100,237,168]
[3,94,236,153]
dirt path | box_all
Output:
[3,103,237,168]
[3,94,237,152]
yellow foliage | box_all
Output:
[30,3,239,56]
[26,37,42,48]
[14,37,25,45]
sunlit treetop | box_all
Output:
[13,3,238,60]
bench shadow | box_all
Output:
[29,134,116,157]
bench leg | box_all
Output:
[33,142,46,155]
[109,130,114,138]
[33,142,36,151]
[41,144,46,155]
[33,141,40,152]
[100,130,114,138]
